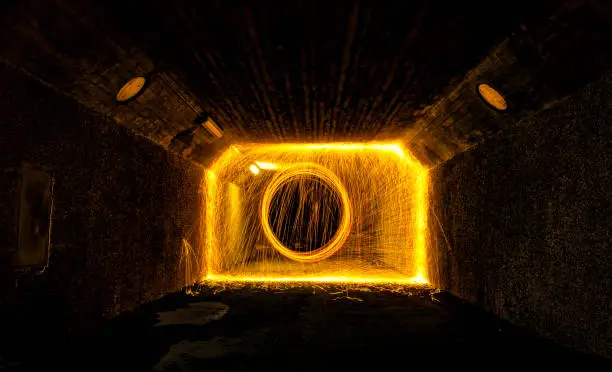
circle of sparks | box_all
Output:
[260,163,352,263]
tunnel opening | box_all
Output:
[204,143,429,284]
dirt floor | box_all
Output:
[4,283,610,371]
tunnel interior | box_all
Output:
[0,0,611,369]
[205,143,428,283]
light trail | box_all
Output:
[203,142,429,285]
[254,161,279,170]
[205,274,429,285]
[260,163,352,263]
[249,164,260,175]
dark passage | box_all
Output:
[1,0,611,369]
[9,286,611,371]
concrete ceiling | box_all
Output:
[1,0,610,167]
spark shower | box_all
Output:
[204,143,429,284]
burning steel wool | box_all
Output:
[204,143,429,285]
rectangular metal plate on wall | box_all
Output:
[13,164,54,270]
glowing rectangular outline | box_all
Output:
[204,143,429,285]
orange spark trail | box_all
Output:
[203,142,429,285]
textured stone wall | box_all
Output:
[429,73,612,357]
[404,1,612,168]
[0,61,204,343]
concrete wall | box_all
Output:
[0,61,204,346]
[429,73,612,357]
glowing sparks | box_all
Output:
[204,142,430,285]
[249,164,260,175]
[247,143,407,156]
[205,274,429,285]
[409,273,429,285]
[228,183,242,253]
[414,172,428,279]
[254,161,279,170]
[205,170,217,274]
[260,163,352,263]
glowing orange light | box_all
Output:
[204,118,224,138]
[116,77,146,102]
[206,273,428,285]
[413,172,428,279]
[204,142,430,285]
[477,83,508,111]
[249,164,260,175]
[205,171,217,274]
[254,161,279,170]
[260,163,352,263]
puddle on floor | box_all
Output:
[155,301,229,327]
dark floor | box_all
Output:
[3,284,610,371]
